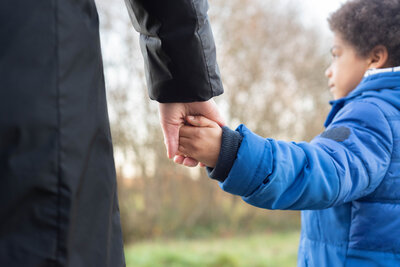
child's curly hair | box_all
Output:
[328,0,400,66]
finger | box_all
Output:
[160,123,180,159]
[165,129,179,159]
[159,103,186,159]
[202,99,226,127]
[179,125,201,138]
[175,152,199,167]
[209,112,226,127]
[175,150,186,156]
[186,115,217,128]
[174,155,185,164]
[182,157,199,167]
[178,143,190,158]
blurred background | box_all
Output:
[96,0,343,266]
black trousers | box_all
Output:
[0,1,125,266]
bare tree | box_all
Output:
[96,0,331,243]
[211,0,330,141]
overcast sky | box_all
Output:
[300,0,345,31]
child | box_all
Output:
[177,0,400,266]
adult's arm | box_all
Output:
[124,0,223,103]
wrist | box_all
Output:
[207,126,243,182]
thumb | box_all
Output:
[186,116,216,127]
[202,99,226,127]
[206,110,226,127]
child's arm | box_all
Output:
[180,101,392,211]
[216,100,392,210]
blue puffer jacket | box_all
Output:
[219,71,400,266]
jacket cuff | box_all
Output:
[219,124,273,197]
[206,126,243,182]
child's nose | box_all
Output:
[325,66,332,78]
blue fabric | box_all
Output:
[219,72,400,266]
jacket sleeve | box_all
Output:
[220,100,393,210]
[124,0,223,103]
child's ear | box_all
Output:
[368,45,390,69]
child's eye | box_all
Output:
[330,53,339,61]
[330,47,340,60]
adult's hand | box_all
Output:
[159,99,225,167]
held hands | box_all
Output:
[177,116,222,168]
[159,99,225,167]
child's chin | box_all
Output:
[330,91,339,100]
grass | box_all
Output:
[124,230,300,267]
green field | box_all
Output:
[125,230,300,267]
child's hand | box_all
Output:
[178,116,222,168]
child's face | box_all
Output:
[325,34,370,100]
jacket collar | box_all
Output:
[364,66,400,77]
[324,69,400,127]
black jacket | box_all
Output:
[0,0,222,266]
[125,0,223,102]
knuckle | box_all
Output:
[192,142,201,152]
[178,145,186,153]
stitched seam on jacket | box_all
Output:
[190,0,213,97]
[348,243,400,254]
[349,247,400,255]
[358,199,400,203]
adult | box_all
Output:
[0,0,223,266]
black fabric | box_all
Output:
[0,0,223,265]
[0,1,124,266]
[124,0,224,103]
[207,126,243,182]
